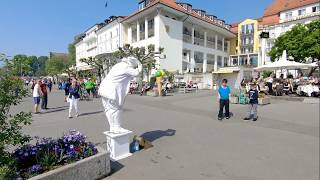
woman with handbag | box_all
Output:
[68,79,80,118]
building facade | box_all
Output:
[260,0,320,64]
[75,0,235,88]
[230,19,261,68]
[230,0,319,68]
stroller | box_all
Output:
[80,86,90,101]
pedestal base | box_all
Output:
[103,130,133,161]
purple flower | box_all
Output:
[69,145,74,149]
[29,164,42,174]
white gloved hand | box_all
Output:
[137,63,143,73]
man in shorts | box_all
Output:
[33,80,42,114]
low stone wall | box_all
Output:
[29,146,110,180]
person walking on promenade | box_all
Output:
[84,78,95,98]
[40,79,48,110]
[68,79,80,118]
[217,79,231,120]
[47,79,53,92]
[243,83,259,121]
[64,79,71,102]
[32,80,42,114]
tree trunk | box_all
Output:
[139,71,144,91]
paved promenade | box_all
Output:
[13,88,319,180]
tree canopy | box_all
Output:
[45,56,66,76]
[113,44,164,85]
[269,20,320,63]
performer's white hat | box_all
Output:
[122,56,139,67]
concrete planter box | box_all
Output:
[259,97,271,105]
[230,96,239,104]
[29,147,110,180]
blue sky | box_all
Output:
[0,0,272,57]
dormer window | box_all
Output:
[177,2,192,13]
[139,0,152,10]
[207,15,216,21]
[193,9,206,17]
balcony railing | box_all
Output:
[194,37,204,46]
[183,34,192,43]
[207,40,215,49]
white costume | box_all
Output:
[99,57,142,133]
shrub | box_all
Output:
[0,75,32,178]
[13,130,98,179]
[262,71,273,78]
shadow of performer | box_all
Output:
[140,129,176,142]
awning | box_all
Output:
[76,65,93,71]
[213,67,240,74]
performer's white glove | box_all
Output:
[137,62,143,73]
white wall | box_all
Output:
[97,22,121,54]
[158,15,183,73]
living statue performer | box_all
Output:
[99,57,142,133]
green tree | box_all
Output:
[80,54,117,83]
[8,55,32,76]
[269,20,320,64]
[37,56,49,76]
[68,44,76,66]
[113,44,164,88]
[45,56,65,76]
[29,56,39,76]
[0,57,32,178]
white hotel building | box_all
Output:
[75,0,235,88]
[259,0,320,65]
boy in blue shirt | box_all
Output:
[218,79,231,120]
[243,83,259,121]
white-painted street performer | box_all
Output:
[99,56,142,133]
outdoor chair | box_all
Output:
[275,84,284,96]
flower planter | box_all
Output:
[258,97,271,105]
[230,96,239,104]
[28,146,110,180]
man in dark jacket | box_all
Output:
[244,83,259,121]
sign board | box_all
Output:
[260,32,269,39]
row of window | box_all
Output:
[285,5,320,19]
[98,28,119,42]
[131,18,155,42]
[184,52,229,66]
[241,24,254,34]
[183,26,229,52]
[240,36,254,46]
[240,47,254,54]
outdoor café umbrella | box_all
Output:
[254,50,313,71]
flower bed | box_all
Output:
[13,130,98,179]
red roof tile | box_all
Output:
[122,0,233,33]
[264,0,319,16]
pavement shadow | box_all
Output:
[108,161,125,176]
[40,108,67,114]
[80,111,104,116]
[140,129,176,142]
[47,105,69,110]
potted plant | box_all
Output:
[258,93,271,105]
[230,92,239,104]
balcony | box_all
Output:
[183,33,192,43]
[207,40,215,49]
[194,37,204,46]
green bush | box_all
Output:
[0,61,33,178]
[262,71,273,78]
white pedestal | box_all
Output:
[103,130,133,161]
